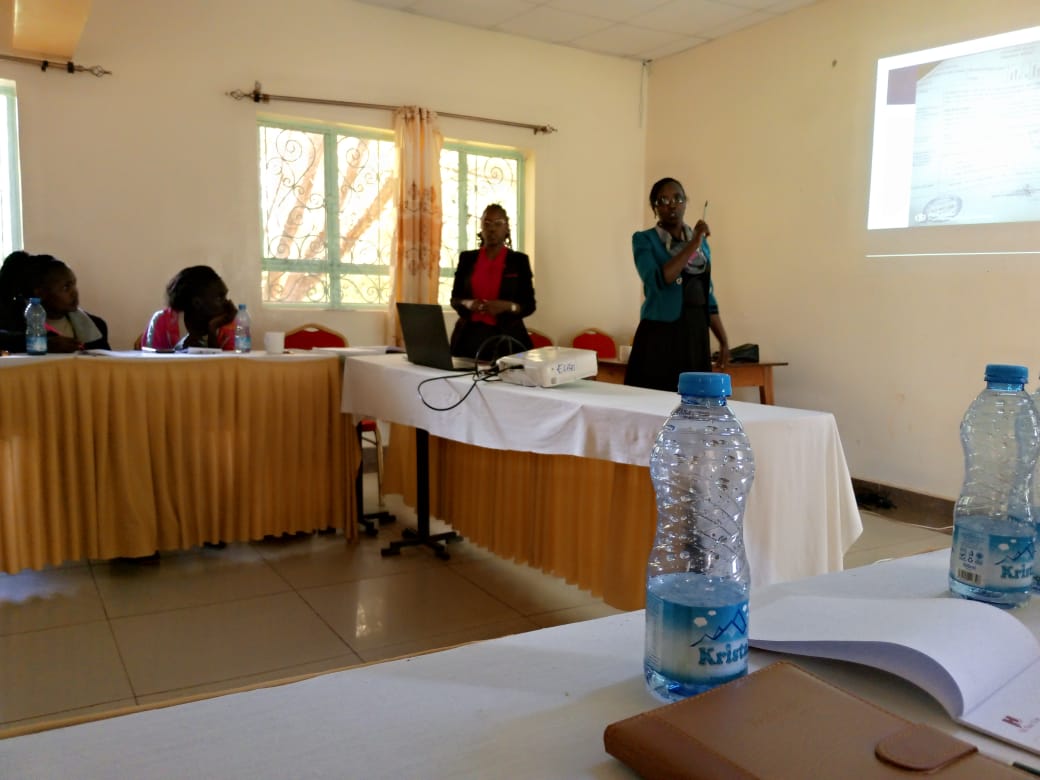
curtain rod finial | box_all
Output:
[535,125,557,135]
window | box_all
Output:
[0,81,22,259]
[258,117,525,307]
[439,145,524,303]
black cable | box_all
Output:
[415,334,528,412]
[473,333,527,365]
[416,373,481,411]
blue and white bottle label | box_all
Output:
[951,522,1035,593]
[645,594,749,686]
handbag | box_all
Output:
[729,343,759,363]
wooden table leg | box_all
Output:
[760,371,774,405]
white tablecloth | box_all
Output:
[8,549,1037,779]
[341,354,863,590]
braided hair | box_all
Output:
[165,265,224,311]
[26,255,70,292]
[0,252,42,329]
[476,204,512,249]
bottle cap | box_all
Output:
[677,371,731,397]
[984,364,1028,385]
[238,303,247,311]
[29,297,40,304]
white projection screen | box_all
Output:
[866,26,1040,257]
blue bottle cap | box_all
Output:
[29,297,40,303]
[984,364,1028,385]
[238,303,247,311]
[677,371,731,397]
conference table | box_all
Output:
[0,351,357,573]
[6,548,1036,777]
[340,354,862,610]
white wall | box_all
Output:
[646,0,1040,499]
[1,0,646,349]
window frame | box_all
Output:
[0,81,23,257]
[257,116,527,310]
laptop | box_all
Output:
[396,302,476,371]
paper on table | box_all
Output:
[750,595,1040,755]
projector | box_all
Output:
[495,346,599,387]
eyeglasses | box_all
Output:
[481,218,508,228]
[654,195,687,208]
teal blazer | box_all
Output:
[632,228,718,322]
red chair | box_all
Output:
[284,324,389,533]
[527,328,554,349]
[284,323,348,350]
[571,328,617,359]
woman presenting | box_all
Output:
[624,177,729,392]
[449,203,536,360]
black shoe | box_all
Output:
[112,552,160,565]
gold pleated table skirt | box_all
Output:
[384,423,655,610]
[0,354,358,573]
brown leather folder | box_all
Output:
[604,661,1030,779]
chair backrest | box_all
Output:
[527,328,554,349]
[284,323,348,350]
[571,328,617,359]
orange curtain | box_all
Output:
[387,106,444,344]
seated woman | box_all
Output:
[143,265,237,351]
[448,203,536,360]
[31,255,110,352]
[1,252,108,353]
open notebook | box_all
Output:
[750,595,1040,756]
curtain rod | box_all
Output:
[227,82,556,135]
[0,52,111,77]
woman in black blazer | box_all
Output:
[449,203,536,359]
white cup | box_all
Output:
[619,345,632,363]
[264,331,286,354]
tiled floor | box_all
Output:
[0,479,951,734]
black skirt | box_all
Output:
[624,306,711,392]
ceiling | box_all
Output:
[355,0,817,61]
[3,0,92,58]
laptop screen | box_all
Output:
[396,302,474,371]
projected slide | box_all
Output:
[910,44,1040,226]
[868,27,1040,233]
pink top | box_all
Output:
[143,307,234,351]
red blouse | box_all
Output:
[469,246,506,325]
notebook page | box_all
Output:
[960,656,1040,755]
[749,596,1040,718]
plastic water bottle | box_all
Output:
[1026,379,1040,592]
[233,304,251,353]
[24,297,47,355]
[644,371,755,702]
[949,364,1039,607]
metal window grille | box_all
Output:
[258,118,525,308]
